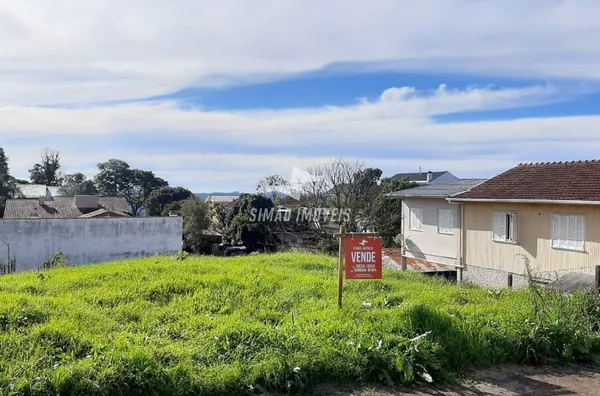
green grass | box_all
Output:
[0,252,599,395]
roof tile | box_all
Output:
[3,197,131,219]
[454,160,600,201]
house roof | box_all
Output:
[387,179,486,199]
[78,208,130,218]
[390,171,447,182]
[14,184,65,199]
[451,160,600,202]
[3,196,131,219]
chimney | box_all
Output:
[75,195,99,209]
[426,171,433,183]
[38,196,44,206]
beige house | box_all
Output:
[448,160,600,288]
[388,179,485,272]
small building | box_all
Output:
[391,170,459,185]
[388,179,485,271]
[3,193,131,219]
[448,160,600,288]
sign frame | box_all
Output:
[333,224,382,308]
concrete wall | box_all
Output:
[464,202,600,276]
[463,264,530,289]
[0,217,182,272]
[402,197,461,266]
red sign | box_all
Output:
[345,237,382,280]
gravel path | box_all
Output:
[309,365,600,395]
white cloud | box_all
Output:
[2,83,600,191]
[2,0,600,104]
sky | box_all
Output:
[2,1,600,192]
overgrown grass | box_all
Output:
[0,252,599,395]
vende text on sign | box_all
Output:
[345,237,382,280]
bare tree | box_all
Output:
[301,158,381,232]
[256,174,289,203]
[29,148,63,186]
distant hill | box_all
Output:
[195,191,243,200]
[194,191,292,200]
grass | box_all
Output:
[0,252,599,395]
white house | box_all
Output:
[390,170,459,186]
[388,179,485,269]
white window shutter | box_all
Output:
[552,214,561,247]
[510,213,518,242]
[552,214,585,250]
[567,215,577,249]
[492,212,505,241]
[559,215,569,248]
[410,208,423,231]
[576,215,585,250]
[438,210,454,234]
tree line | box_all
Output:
[214,158,417,253]
[2,149,416,253]
[0,147,197,218]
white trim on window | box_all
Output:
[409,208,423,232]
[492,211,519,244]
[551,213,585,252]
[437,209,454,235]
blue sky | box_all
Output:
[2,1,600,192]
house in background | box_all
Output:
[448,160,600,288]
[3,193,131,219]
[388,179,485,274]
[391,170,459,185]
[205,195,239,207]
[11,184,66,199]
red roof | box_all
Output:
[453,160,600,202]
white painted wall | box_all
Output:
[0,217,182,272]
[402,198,461,266]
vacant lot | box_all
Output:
[0,253,599,395]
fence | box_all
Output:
[0,217,183,273]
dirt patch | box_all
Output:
[309,365,600,395]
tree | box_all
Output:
[225,194,278,253]
[29,148,63,186]
[0,148,11,217]
[179,198,211,253]
[60,173,97,196]
[301,158,381,231]
[94,159,169,215]
[365,177,417,247]
[131,169,169,214]
[145,187,194,216]
[94,159,132,197]
[9,177,29,185]
[256,174,289,204]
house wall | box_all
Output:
[0,217,182,272]
[463,202,600,282]
[402,198,461,266]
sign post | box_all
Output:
[334,225,382,309]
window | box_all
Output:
[552,214,585,251]
[409,208,423,231]
[438,209,454,235]
[492,211,518,243]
